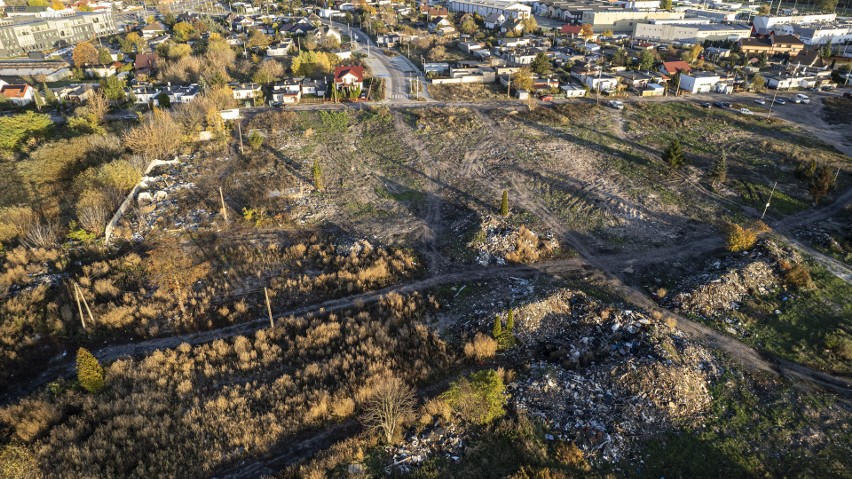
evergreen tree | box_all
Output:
[41,82,56,105]
[711,149,727,187]
[662,138,684,170]
[312,160,324,191]
[76,347,104,393]
[506,308,514,332]
[500,189,509,216]
[492,315,502,339]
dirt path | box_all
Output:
[391,111,445,274]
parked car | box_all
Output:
[700,102,712,108]
[121,114,136,121]
[754,99,766,105]
[720,101,732,108]
[739,108,753,115]
[775,98,786,105]
[712,101,726,108]
[795,93,810,104]
[539,94,553,101]
[820,85,834,91]
[791,96,801,103]
[608,100,624,110]
[843,92,852,98]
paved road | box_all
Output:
[326,20,430,102]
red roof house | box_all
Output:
[333,65,364,91]
[659,60,692,76]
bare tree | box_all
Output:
[123,109,183,160]
[361,376,415,444]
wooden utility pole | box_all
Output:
[264,287,274,328]
[507,76,511,99]
[74,283,86,330]
[237,120,244,153]
[75,283,95,327]
[219,186,229,222]
[760,181,777,221]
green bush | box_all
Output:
[442,369,506,425]
[0,112,53,151]
[76,347,104,393]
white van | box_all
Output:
[795,93,810,104]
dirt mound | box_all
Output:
[615,361,711,419]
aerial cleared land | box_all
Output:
[1,93,850,478]
[2,0,852,474]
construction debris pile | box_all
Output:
[506,290,718,463]
[386,424,465,473]
[664,241,806,320]
[125,158,216,237]
[470,217,558,266]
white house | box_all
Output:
[678,72,721,93]
[232,83,263,101]
[560,84,587,97]
[163,84,200,104]
[271,80,302,104]
[0,82,36,106]
[266,40,294,57]
[130,85,161,105]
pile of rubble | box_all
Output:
[127,159,216,236]
[664,241,805,322]
[669,260,779,317]
[385,424,465,473]
[503,289,718,463]
[469,217,558,266]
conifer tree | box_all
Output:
[492,315,502,339]
[711,149,727,187]
[506,308,514,332]
[662,138,684,170]
[500,190,509,217]
[312,160,324,191]
[76,347,104,393]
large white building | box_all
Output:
[0,11,117,58]
[447,0,532,20]
[751,13,837,35]
[773,21,852,45]
[633,20,752,43]
[580,9,685,32]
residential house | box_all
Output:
[134,53,157,80]
[616,70,663,90]
[559,84,586,97]
[738,33,805,56]
[424,62,451,75]
[420,5,449,21]
[459,41,485,54]
[377,33,402,48]
[266,40,294,57]
[570,65,618,92]
[51,84,95,103]
[559,24,583,38]
[678,71,722,93]
[232,83,263,102]
[428,16,453,33]
[140,22,166,39]
[333,65,364,92]
[130,85,161,105]
[84,62,121,78]
[301,78,328,97]
[148,34,171,48]
[271,80,302,104]
[501,18,524,35]
[432,64,496,84]
[162,83,199,104]
[0,82,36,106]
[484,12,506,29]
[659,60,692,76]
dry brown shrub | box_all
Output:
[331,397,356,418]
[554,442,591,471]
[655,287,668,298]
[784,263,814,290]
[464,332,498,362]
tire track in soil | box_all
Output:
[391,111,445,274]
